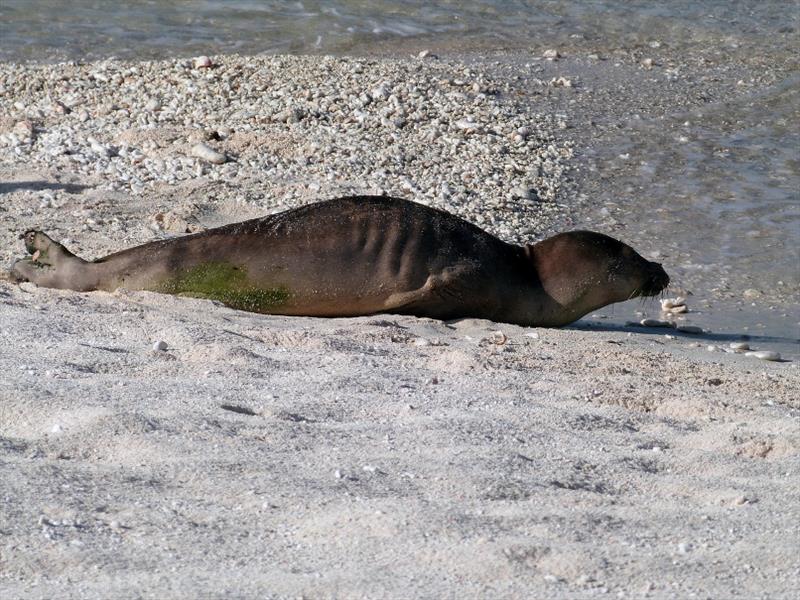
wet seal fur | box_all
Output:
[10,196,669,327]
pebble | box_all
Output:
[542,49,560,60]
[191,142,227,164]
[550,77,573,88]
[193,55,213,69]
[489,331,508,345]
[152,340,168,351]
[640,318,672,328]
[676,325,703,334]
[661,296,687,313]
[745,350,781,362]
[729,342,750,352]
[0,55,572,243]
[19,281,38,293]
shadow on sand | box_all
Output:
[570,320,797,361]
[0,181,90,194]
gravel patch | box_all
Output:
[0,54,572,243]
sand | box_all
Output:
[1,53,799,599]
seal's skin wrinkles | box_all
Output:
[10,196,669,327]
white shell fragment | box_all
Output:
[193,55,213,69]
[661,296,688,314]
[745,351,781,362]
[152,340,168,352]
[191,142,227,164]
[489,330,508,345]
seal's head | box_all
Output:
[528,231,669,325]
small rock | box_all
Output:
[334,469,343,479]
[19,281,38,293]
[152,340,168,352]
[661,297,686,310]
[543,49,560,60]
[489,331,508,345]
[641,58,655,68]
[745,350,781,362]
[13,120,34,138]
[191,142,227,164]
[145,97,161,111]
[729,342,750,352]
[676,325,703,334]
[640,318,671,328]
[193,55,213,69]
[550,77,573,88]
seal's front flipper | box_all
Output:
[383,268,483,320]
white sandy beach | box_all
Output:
[1,53,799,599]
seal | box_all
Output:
[10,196,669,327]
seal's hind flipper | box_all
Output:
[11,231,96,291]
[21,230,82,265]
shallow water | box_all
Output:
[579,72,800,359]
[1,1,795,62]
[2,0,798,358]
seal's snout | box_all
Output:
[642,261,670,296]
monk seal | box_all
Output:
[9,195,669,327]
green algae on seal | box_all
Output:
[157,262,290,312]
[9,195,669,326]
